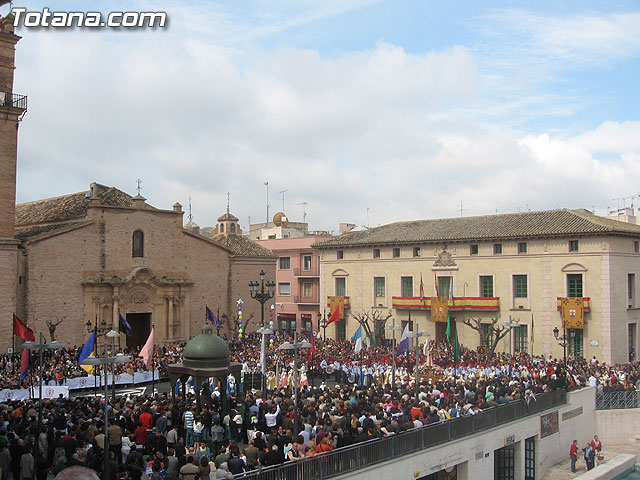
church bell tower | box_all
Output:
[0,13,27,349]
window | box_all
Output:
[568,329,584,359]
[569,240,579,252]
[567,274,583,297]
[278,283,291,295]
[437,276,451,298]
[230,223,236,233]
[337,250,344,260]
[518,242,527,254]
[132,230,144,257]
[514,325,528,353]
[335,277,346,297]
[470,244,479,255]
[268,234,276,239]
[629,274,635,307]
[401,276,413,297]
[373,248,381,258]
[393,248,400,258]
[635,241,639,253]
[220,224,225,233]
[279,257,291,270]
[494,243,502,255]
[303,255,312,270]
[413,247,421,257]
[374,277,385,298]
[481,324,494,349]
[303,282,312,297]
[480,276,494,297]
[513,275,528,298]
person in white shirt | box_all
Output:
[265,403,280,429]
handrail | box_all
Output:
[234,389,567,480]
[595,390,639,409]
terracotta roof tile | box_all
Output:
[314,209,640,248]
[211,233,277,258]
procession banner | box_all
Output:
[431,296,449,323]
[560,297,584,329]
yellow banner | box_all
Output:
[328,296,345,318]
[431,296,449,323]
[561,297,584,329]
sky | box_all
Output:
[11,0,640,233]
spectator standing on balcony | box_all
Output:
[569,439,578,473]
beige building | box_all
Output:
[315,209,640,364]
[7,182,276,350]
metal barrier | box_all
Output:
[235,389,567,480]
[595,390,640,409]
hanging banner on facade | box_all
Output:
[328,296,345,319]
[431,296,449,323]
[561,297,584,329]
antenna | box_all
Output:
[295,202,308,224]
[188,196,193,221]
[279,190,288,212]
[136,179,142,196]
[264,182,270,223]
[366,208,370,228]
[457,198,466,217]
[226,192,230,214]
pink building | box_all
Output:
[257,236,332,335]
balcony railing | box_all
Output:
[294,267,319,277]
[0,92,27,110]
[294,294,319,304]
[233,389,566,480]
[595,390,640,409]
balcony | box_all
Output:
[294,266,319,277]
[294,293,319,304]
[0,92,27,110]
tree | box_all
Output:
[462,316,510,359]
[228,312,255,337]
[349,310,393,347]
[46,318,64,342]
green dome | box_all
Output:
[183,324,230,369]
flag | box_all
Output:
[531,314,534,349]
[119,312,132,335]
[327,304,340,325]
[206,305,221,328]
[139,327,155,369]
[445,312,453,342]
[419,274,425,302]
[13,314,35,341]
[434,273,439,297]
[307,322,316,363]
[446,313,460,365]
[20,349,30,382]
[352,325,363,354]
[77,332,96,375]
[396,323,411,356]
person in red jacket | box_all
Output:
[569,439,578,473]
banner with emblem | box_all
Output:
[431,296,449,323]
[561,297,584,329]
[329,296,345,319]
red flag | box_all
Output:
[307,323,316,363]
[139,327,154,369]
[327,305,340,325]
[419,274,425,302]
[13,314,35,341]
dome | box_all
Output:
[182,324,230,369]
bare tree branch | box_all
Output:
[463,317,510,359]
[46,318,64,342]
[349,310,393,347]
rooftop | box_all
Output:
[314,209,640,248]
[210,233,277,258]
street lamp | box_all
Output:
[318,311,328,341]
[553,325,574,390]
[86,317,108,396]
[81,344,130,480]
[21,333,63,434]
[385,319,403,387]
[278,331,312,436]
[406,324,430,402]
[249,270,275,392]
[106,327,121,402]
[501,318,520,359]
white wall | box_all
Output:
[336,387,595,480]
[595,409,640,446]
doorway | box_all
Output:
[436,318,455,341]
[126,313,151,350]
[629,323,637,362]
[494,446,515,480]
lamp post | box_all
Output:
[86,317,108,396]
[20,333,63,434]
[278,331,312,436]
[318,310,328,341]
[249,270,275,392]
[386,319,403,387]
[81,345,130,480]
[406,323,430,402]
[106,327,121,402]
[501,318,520,359]
[553,325,574,390]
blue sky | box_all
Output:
[11,1,640,231]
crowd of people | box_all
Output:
[1,329,640,479]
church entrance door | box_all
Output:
[127,313,151,349]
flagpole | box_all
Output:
[151,322,155,398]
